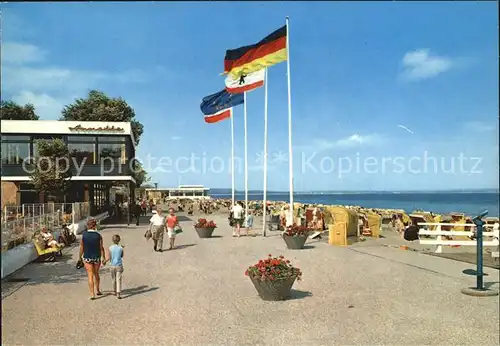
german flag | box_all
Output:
[224,25,287,78]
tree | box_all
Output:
[0,101,39,120]
[60,90,144,145]
[30,139,72,202]
[133,159,151,187]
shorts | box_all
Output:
[167,227,176,238]
[83,257,100,264]
[233,218,244,226]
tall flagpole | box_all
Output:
[231,109,235,206]
[262,68,268,237]
[244,92,249,220]
[286,17,294,223]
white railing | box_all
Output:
[1,202,90,252]
[1,211,64,252]
[418,222,499,257]
[3,203,76,221]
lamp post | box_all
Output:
[154,183,158,207]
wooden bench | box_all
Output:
[32,234,63,262]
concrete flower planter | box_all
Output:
[282,234,308,249]
[195,227,215,238]
[249,275,297,301]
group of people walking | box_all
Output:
[79,218,125,300]
[229,201,254,237]
[78,207,181,300]
[148,207,180,251]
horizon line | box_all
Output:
[208,188,498,193]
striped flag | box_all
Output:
[224,25,287,78]
[200,89,244,124]
[225,69,265,94]
[204,107,233,124]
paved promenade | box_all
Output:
[2,213,499,345]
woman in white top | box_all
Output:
[230,202,244,238]
[149,208,165,252]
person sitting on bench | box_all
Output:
[40,227,64,249]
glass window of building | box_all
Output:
[67,136,97,142]
[1,135,31,141]
[68,143,96,164]
[99,136,127,143]
[0,141,30,164]
[99,143,127,164]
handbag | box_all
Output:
[144,223,153,240]
[174,225,183,234]
[76,259,84,269]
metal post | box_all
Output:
[461,210,499,296]
[475,217,484,290]
[128,189,131,226]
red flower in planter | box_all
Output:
[245,254,302,281]
[194,218,217,228]
[284,224,313,237]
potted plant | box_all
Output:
[194,218,217,238]
[245,254,302,301]
[282,224,312,249]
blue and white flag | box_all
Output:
[200,89,244,117]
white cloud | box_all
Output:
[1,42,47,64]
[2,65,146,94]
[464,121,496,132]
[171,136,182,140]
[400,49,453,81]
[12,91,66,120]
[313,134,378,150]
[1,40,154,120]
[2,65,106,93]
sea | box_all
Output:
[210,192,499,217]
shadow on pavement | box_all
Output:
[174,244,196,250]
[290,289,313,300]
[176,215,193,222]
[2,252,85,299]
[302,245,316,249]
[161,244,196,251]
[484,281,500,289]
[121,285,159,299]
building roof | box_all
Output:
[0,120,136,148]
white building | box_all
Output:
[145,185,210,200]
[1,120,137,213]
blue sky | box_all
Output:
[2,2,498,191]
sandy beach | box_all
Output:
[163,203,500,270]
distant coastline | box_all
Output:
[210,188,499,194]
[207,190,499,216]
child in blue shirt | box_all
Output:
[245,210,254,236]
[105,234,124,299]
